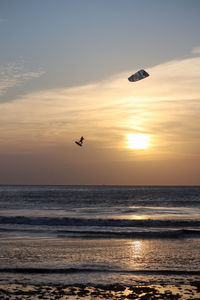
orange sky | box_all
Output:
[0,56,200,184]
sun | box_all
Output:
[126,133,150,150]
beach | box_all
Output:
[0,186,200,299]
[1,282,200,299]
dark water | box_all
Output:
[0,185,200,285]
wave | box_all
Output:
[56,228,200,239]
[1,226,200,238]
[1,216,200,238]
[0,216,200,228]
[0,267,200,275]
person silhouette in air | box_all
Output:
[79,136,84,145]
[75,136,85,147]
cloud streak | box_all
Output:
[192,46,200,55]
[0,62,44,98]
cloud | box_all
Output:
[0,61,44,97]
[192,46,200,55]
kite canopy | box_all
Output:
[128,69,149,82]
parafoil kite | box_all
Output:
[128,69,149,82]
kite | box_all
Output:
[128,69,149,82]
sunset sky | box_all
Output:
[0,0,200,185]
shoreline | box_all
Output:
[0,282,200,299]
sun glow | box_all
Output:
[127,133,150,150]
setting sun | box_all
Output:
[126,133,150,150]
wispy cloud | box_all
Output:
[192,46,200,55]
[0,61,44,97]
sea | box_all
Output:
[0,185,200,286]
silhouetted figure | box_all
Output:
[80,136,84,144]
[75,136,84,147]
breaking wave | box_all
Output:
[1,216,200,238]
[1,267,200,275]
[0,216,200,228]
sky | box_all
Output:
[0,0,200,185]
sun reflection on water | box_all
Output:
[130,215,145,220]
[130,240,145,268]
[132,240,142,253]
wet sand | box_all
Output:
[0,282,200,299]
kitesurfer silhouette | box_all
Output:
[80,136,84,144]
[75,136,84,147]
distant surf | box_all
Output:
[1,215,200,238]
[1,215,200,227]
[1,267,200,275]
